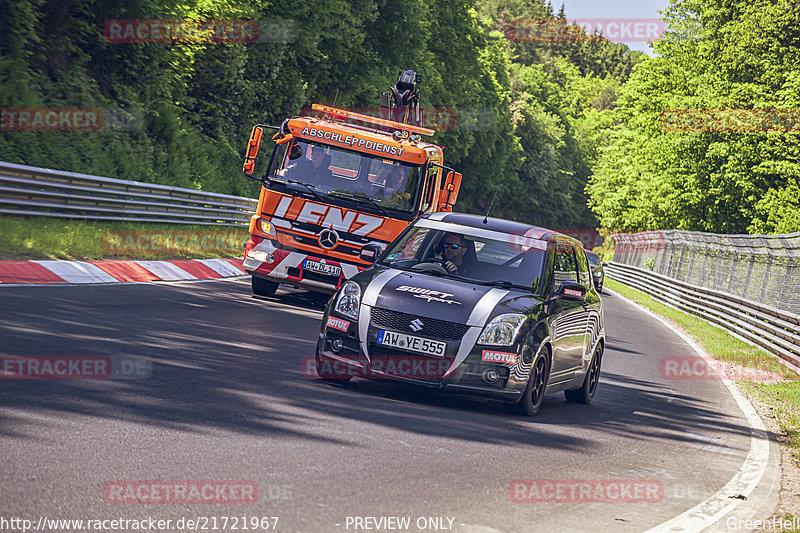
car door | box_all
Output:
[577,249,603,369]
[548,242,585,382]
[574,245,596,363]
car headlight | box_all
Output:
[334,281,361,320]
[478,314,525,346]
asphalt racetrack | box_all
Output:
[0,279,780,532]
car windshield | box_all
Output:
[271,140,422,216]
[379,226,547,292]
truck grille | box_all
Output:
[370,307,470,340]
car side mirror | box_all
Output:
[359,244,383,264]
[557,281,586,301]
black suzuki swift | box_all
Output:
[315,213,604,416]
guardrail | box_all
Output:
[0,161,258,226]
[605,261,800,374]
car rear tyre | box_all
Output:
[565,343,603,404]
[252,276,278,297]
[508,346,550,416]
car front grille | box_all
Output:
[370,307,470,340]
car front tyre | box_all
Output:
[508,346,551,416]
[314,351,353,383]
[565,343,603,404]
[252,276,278,297]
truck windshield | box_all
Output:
[272,140,422,216]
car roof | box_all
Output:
[422,212,582,247]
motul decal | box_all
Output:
[326,316,350,332]
[482,350,517,364]
[564,288,583,298]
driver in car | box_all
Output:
[441,233,471,276]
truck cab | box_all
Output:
[241,95,462,297]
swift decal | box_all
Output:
[395,285,462,305]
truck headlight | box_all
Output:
[478,314,525,346]
[334,281,361,320]
[260,219,277,239]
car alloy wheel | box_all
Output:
[315,352,353,384]
[565,343,603,404]
[508,346,550,416]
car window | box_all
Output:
[553,243,578,289]
[381,226,546,290]
[473,239,519,264]
[389,228,432,261]
[575,246,592,288]
[586,252,599,266]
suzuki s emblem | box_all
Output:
[409,318,424,332]
[318,229,339,249]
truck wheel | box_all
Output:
[252,276,278,297]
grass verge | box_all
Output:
[606,277,800,463]
[0,216,250,260]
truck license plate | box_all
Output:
[303,259,342,276]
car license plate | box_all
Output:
[376,330,446,356]
[303,259,342,276]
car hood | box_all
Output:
[364,268,541,325]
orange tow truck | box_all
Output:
[240,69,462,297]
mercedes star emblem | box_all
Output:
[318,229,339,250]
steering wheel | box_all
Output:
[410,257,449,275]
